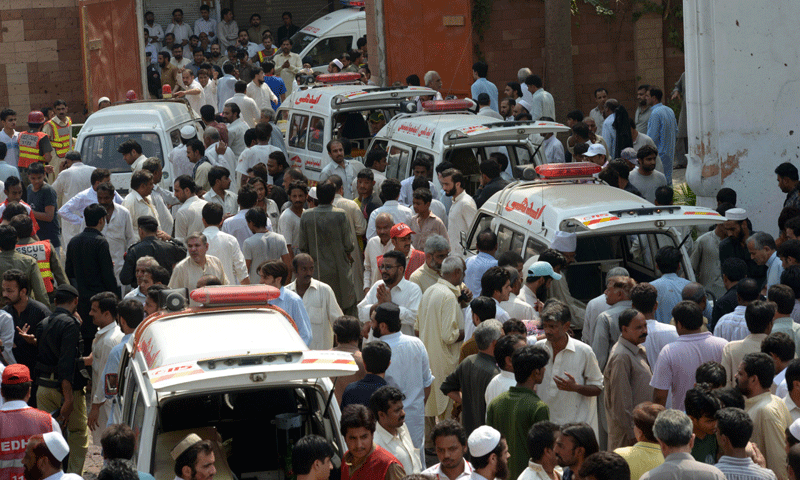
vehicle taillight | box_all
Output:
[535,162,602,178]
[316,72,362,83]
[340,0,365,6]
[422,99,475,112]
[190,285,281,305]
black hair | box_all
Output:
[479,159,501,180]
[648,87,664,102]
[717,187,737,206]
[340,404,376,436]
[117,139,141,155]
[476,229,498,252]
[118,298,145,330]
[369,385,405,418]
[84,204,107,227]
[101,424,137,460]
[737,278,761,302]
[245,207,268,229]
[90,291,118,317]
[722,257,748,283]
[380,178,401,201]
[762,332,795,363]
[432,419,467,445]
[560,423,599,458]
[768,284,796,314]
[494,334,526,369]
[684,384,721,420]
[654,186,673,205]
[98,458,138,480]
[472,61,488,78]
[174,440,214,477]
[512,345,550,383]
[362,340,391,375]
[2,269,28,295]
[578,452,631,480]
[714,386,745,409]
[655,246,681,273]
[207,166,230,189]
[201,202,224,226]
[695,362,726,389]
[742,352,776,389]
[130,170,152,191]
[776,162,800,182]
[527,421,559,463]
[333,316,362,344]
[481,266,510,297]
[470,296,496,322]
[292,435,334,475]
[745,300,776,334]
[672,300,704,330]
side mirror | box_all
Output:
[105,373,119,397]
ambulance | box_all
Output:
[369,100,571,195]
[290,4,366,73]
[277,73,437,182]
[111,285,357,480]
[75,99,203,195]
[461,162,726,302]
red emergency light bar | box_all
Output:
[340,0,365,7]
[535,162,602,178]
[422,99,475,112]
[190,285,280,305]
[317,72,362,83]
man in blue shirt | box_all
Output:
[646,87,678,184]
[261,61,286,110]
[470,61,498,112]
[259,259,313,347]
[651,246,691,324]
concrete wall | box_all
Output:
[683,0,800,234]
[0,1,85,121]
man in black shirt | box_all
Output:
[711,257,748,331]
[35,283,89,474]
[1,269,51,381]
[65,203,119,352]
[119,216,187,287]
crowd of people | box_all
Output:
[1,8,800,479]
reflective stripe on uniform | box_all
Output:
[17,132,46,168]
[47,118,71,157]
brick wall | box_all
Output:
[479,0,683,122]
[0,1,86,122]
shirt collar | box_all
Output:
[619,337,646,355]
[1,400,30,410]
[96,322,117,336]
[767,251,779,268]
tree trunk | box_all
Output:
[544,0,575,121]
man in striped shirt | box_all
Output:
[713,407,777,480]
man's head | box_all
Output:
[101,424,138,461]
[258,260,291,288]
[527,421,560,466]
[292,435,334,480]
[340,404,376,463]
[332,316,361,346]
[424,70,443,91]
[636,145,658,173]
[439,168,464,197]
[762,331,795,374]
[468,426,509,480]
[474,319,503,353]
[715,407,753,455]
[389,223,414,258]
[172,44,184,61]
[1,364,32,403]
[584,143,607,167]
[423,235,450,273]
[747,232,777,266]
[744,299,776,335]
[632,402,665,444]
[646,87,664,106]
[372,303,401,337]
[369,386,405,432]
[2,269,28,306]
[356,168,375,199]
[186,234,209,264]
[130,170,154,197]
[769,284,795,317]
[695,361,726,389]
[208,166,231,192]
[619,308,648,345]
[361,339,391,376]
[172,435,216,480]
[736,278,761,306]
[540,300,572,344]
[525,261,561,299]
[512,344,550,384]
[89,291,118,329]
[555,423,599,469]
[480,266,511,302]
[735,352,775,397]
[653,409,693,451]
[603,276,635,305]
[494,334,527,372]
[472,61,488,79]
[23,433,70,480]
[776,163,800,193]
[291,254,315,287]
[655,246,681,275]
[577,452,631,480]
[326,140,344,165]
[684,384,721,438]
[630,282,658,317]
[373,213,393,244]
[672,300,704,333]
[380,250,406,287]
[3,176,22,202]
[432,420,467,471]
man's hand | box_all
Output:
[156,230,172,241]
[44,165,54,174]
[174,91,186,98]
[283,60,290,68]
[376,284,392,304]
[360,322,371,339]
[16,324,36,345]
[212,69,219,80]
[215,142,226,155]
[87,403,102,431]
[554,372,578,392]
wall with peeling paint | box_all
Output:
[683,0,800,234]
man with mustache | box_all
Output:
[603,308,653,450]
[519,261,561,320]
[370,386,421,474]
[468,426,510,480]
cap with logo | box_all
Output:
[390,223,414,238]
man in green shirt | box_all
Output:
[685,384,722,464]
[0,224,49,307]
[486,344,551,479]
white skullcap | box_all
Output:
[171,433,203,460]
[97,97,110,106]
[308,187,317,200]
[180,125,196,139]
[468,425,501,458]
[332,59,344,69]
[43,432,69,461]
[516,99,532,113]
[586,143,607,157]
[725,208,747,221]
[551,231,577,253]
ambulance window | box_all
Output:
[131,392,146,456]
[169,128,181,147]
[80,133,163,173]
[277,110,289,122]
[306,36,353,67]
[386,146,411,180]
[370,139,388,153]
[513,145,533,166]
[308,116,325,153]
[525,237,547,260]
[466,213,494,251]
[415,151,434,166]
[497,225,525,256]
[289,114,309,149]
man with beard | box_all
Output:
[171,434,217,480]
[22,433,81,480]
[2,270,50,374]
[370,386,421,474]
[209,43,226,69]
[467,426,510,480]
[423,420,474,480]
[358,249,422,337]
[520,261,560,319]
[720,208,761,283]
[440,169,476,259]
[369,303,433,469]
[629,145,667,204]
[410,235,451,294]
[364,213,394,289]
[274,38,303,96]
[736,352,791,478]
[635,84,652,133]
[604,309,653,450]
[554,423,599,480]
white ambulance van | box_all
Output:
[75,99,203,195]
[461,162,725,303]
[369,100,570,195]
[112,285,357,480]
[277,75,436,182]
[290,5,366,73]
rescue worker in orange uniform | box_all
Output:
[42,100,73,181]
[17,111,52,190]
[12,214,68,302]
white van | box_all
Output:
[290,6,366,73]
[277,79,436,182]
[75,100,204,195]
[370,103,570,195]
[462,163,725,302]
[114,285,357,480]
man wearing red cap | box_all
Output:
[377,224,425,281]
[0,364,61,480]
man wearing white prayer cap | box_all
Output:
[513,99,532,118]
[22,432,82,480]
[719,207,757,282]
[545,233,587,337]
[171,433,217,480]
[467,425,509,480]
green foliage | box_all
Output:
[571,0,616,17]
[472,0,493,60]
[632,0,684,52]
[673,183,696,207]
